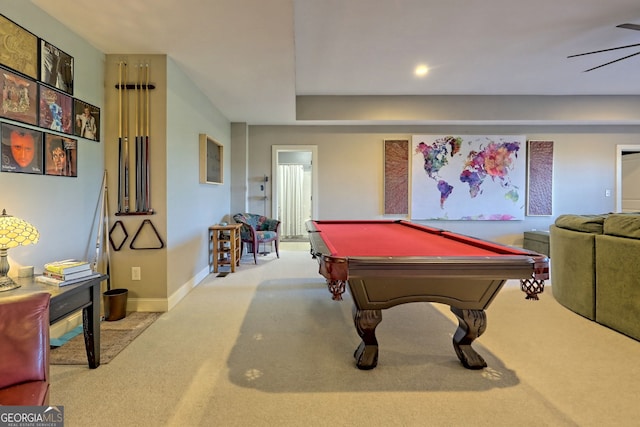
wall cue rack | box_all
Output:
[115,211,155,216]
[114,84,156,90]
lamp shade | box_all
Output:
[0,209,39,249]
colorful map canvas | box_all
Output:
[411,135,526,220]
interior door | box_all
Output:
[272,146,318,240]
[616,145,640,212]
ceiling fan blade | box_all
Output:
[568,42,640,58]
[583,50,640,72]
[617,23,640,31]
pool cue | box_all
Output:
[144,63,152,213]
[93,170,107,271]
[90,170,106,268]
[123,62,130,212]
[99,170,112,290]
[104,171,112,291]
[117,61,124,213]
[140,63,147,212]
[134,64,142,212]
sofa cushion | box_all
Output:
[603,214,640,239]
[256,230,278,241]
[554,214,607,234]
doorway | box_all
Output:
[616,145,640,212]
[271,145,318,241]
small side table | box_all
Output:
[209,223,242,273]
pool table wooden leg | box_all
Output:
[450,307,487,370]
[352,307,382,370]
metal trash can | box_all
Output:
[103,288,128,321]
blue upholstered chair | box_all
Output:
[232,213,281,264]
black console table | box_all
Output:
[1,274,108,369]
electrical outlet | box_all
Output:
[132,267,141,281]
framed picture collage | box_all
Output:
[0,13,100,177]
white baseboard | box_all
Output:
[113,265,210,312]
[50,265,210,337]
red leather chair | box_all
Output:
[0,292,51,406]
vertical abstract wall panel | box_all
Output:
[526,140,554,216]
[384,140,409,215]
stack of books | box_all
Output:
[35,259,99,287]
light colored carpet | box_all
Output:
[50,311,162,365]
[228,276,523,393]
[49,246,640,426]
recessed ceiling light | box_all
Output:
[415,65,429,77]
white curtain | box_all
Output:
[278,164,306,237]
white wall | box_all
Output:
[166,58,230,294]
[248,125,638,246]
[0,1,105,273]
[2,3,233,311]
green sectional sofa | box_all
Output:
[550,213,640,341]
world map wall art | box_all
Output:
[411,135,526,221]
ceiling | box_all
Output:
[30,0,640,125]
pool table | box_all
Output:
[306,219,549,370]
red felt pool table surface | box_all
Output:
[308,219,530,258]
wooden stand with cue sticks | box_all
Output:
[114,61,155,217]
[110,61,163,251]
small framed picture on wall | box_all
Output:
[44,133,77,177]
[0,122,43,174]
[73,99,100,141]
[40,39,74,95]
[0,14,38,79]
[0,66,38,125]
[39,85,73,134]
[199,133,223,184]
